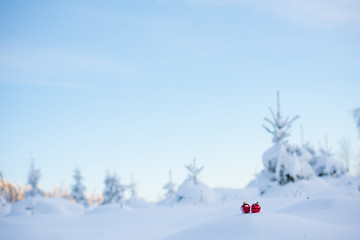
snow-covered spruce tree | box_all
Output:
[163,170,176,200]
[25,160,44,198]
[127,175,137,199]
[158,170,177,206]
[304,143,346,177]
[125,175,149,208]
[258,92,314,189]
[70,168,89,207]
[102,173,126,207]
[176,159,216,204]
[315,148,346,177]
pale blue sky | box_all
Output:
[1,0,359,201]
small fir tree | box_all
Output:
[128,175,137,199]
[70,168,89,207]
[25,159,44,197]
[308,145,346,177]
[259,92,314,188]
[102,172,126,206]
[125,175,149,208]
[176,159,216,204]
[163,170,176,199]
[185,158,204,185]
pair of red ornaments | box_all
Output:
[241,202,261,214]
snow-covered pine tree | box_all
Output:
[25,160,44,198]
[316,147,346,177]
[163,170,176,199]
[128,175,137,199]
[259,92,314,188]
[305,142,346,178]
[125,175,149,208]
[176,159,216,204]
[70,168,89,207]
[102,172,126,206]
[185,158,204,185]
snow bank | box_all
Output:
[8,197,85,216]
[176,179,216,205]
[0,191,10,216]
[126,197,153,208]
[161,211,359,240]
[253,174,360,198]
[161,195,360,240]
[277,195,360,226]
[1,191,360,240]
[86,203,130,215]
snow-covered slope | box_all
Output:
[1,179,359,240]
[161,196,360,240]
[8,197,85,216]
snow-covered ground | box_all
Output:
[1,177,360,240]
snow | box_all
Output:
[0,190,10,216]
[176,179,216,204]
[126,196,153,208]
[261,142,315,187]
[1,177,360,240]
[8,197,85,216]
[161,205,358,240]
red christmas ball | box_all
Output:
[241,202,251,214]
[251,202,261,213]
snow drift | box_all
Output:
[8,197,85,216]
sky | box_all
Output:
[0,0,359,201]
